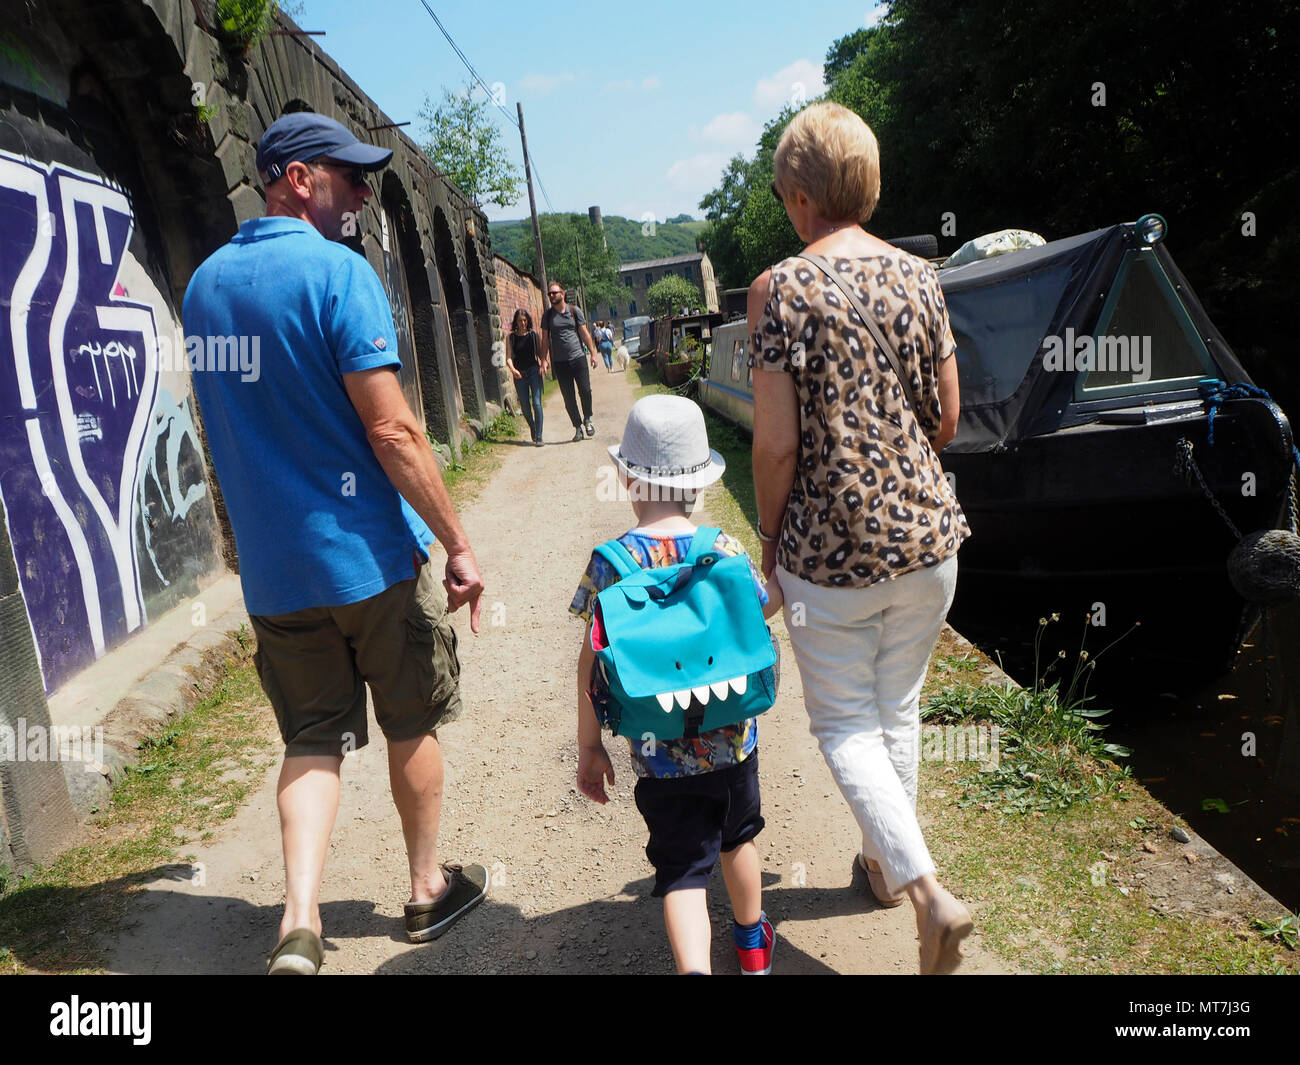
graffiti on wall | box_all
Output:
[0,148,212,692]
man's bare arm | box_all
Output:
[577,323,598,363]
[343,366,484,631]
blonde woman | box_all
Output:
[748,101,973,974]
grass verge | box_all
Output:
[436,409,520,499]
[0,421,513,975]
[0,633,276,973]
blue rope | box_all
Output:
[1198,378,1300,470]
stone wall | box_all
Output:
[0,0,507,869]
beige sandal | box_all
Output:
[918,898,974,975]
[856,853,906,907]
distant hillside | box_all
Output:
[489,214,705,271]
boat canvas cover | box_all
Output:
[938,225,1123,452]
[937,223,1253,453]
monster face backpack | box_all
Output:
[590,527,777,741]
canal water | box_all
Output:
[976,600,1300,911]
[1102,600,1300,911]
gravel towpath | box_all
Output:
[108,366,1012,975]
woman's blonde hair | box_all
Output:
[773,101,881,223]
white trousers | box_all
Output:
[778,555,958,896]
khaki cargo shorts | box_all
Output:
[250,564,463,757]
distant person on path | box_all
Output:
[749,102,973,974]
[505,308,544,446]
[184,112,488,975]
[596,319,615,371]
[539,284,599,441]
[571,395,784,974]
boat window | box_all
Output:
[947,260,1075,407]
[1076,251,1215,399]
[731,339,744,382]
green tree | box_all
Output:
[817,0,1300,414]
[647,275,704,318]
[516,213,623,316]
[419,82,521,210]
[698,109,802,289]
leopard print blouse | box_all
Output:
[750,252,970,588]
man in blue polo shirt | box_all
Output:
[184,112,487,974]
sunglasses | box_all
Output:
[314,159,369,188]
[548,290,564,297]
[770,181,783,204]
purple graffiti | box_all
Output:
[0,150,160,692]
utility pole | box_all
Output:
[574,238,587,322]
[517,102,547,293]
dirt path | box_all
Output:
[108,367,1013,975]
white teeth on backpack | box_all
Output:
[653,676,750,713]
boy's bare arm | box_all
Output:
[576,623,615,803]
[576,631,601,748]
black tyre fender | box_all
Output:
[884,233,939,258]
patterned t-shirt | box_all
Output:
[570,528,770,779]
[750,252,971,589]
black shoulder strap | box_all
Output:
[800,253,921,418]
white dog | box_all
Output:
[614,344,631,371]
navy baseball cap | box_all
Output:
[256,112,393,182]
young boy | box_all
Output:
[570,395,783,974]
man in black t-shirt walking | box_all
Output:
[539,283,599,441]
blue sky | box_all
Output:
[291,0,886,223]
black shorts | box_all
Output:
[633,753,764,897]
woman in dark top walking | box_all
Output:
[506,308,545,446]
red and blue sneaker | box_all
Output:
[735,911,775,975]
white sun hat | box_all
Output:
[608,394,726,490]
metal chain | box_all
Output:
[1175,441,1300,708]
[1174,438,1241,539]
[1288,467,1298,535]
[1261,608,1273,705]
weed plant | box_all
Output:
[922,615,1135,814]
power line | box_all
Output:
[414,0,554,212]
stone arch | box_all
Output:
[379,171,460,443]
[462,231,503,406]
[375,179,424,426]
[432,205,485,421]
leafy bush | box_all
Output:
[215,0,278,50]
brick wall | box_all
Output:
[493,255,545,334]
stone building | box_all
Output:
[607,252,719,322]
[0,0,508,867]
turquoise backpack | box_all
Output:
[590,527,777,741]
